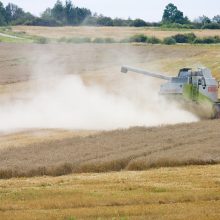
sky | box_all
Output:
[1,0,219,22]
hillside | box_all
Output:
[0,26,220,220]
[0,42,220,178]
[0,43,220,86]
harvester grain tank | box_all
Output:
[121,65,220,118]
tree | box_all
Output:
[162,3,189,24]
[5,3,26,23]
[75,7,91,24]
[194,15,211,24]
[97,16,113,26]
[113,18,128,26]
[5,3,14,22]
[65,0,76,25]
[0,1,6,25]
[132,19,147,27]
[40,0,91,26]
[41,8,52,20]
[213,15,220,23]
[52,0,65,21]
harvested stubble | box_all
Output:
[0,165,220,220]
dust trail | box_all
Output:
[0,72,198,132]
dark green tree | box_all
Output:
[40,0,91,26]
[162,3,189,24]
[195,15,211,24]
[0,1,6,25]
[52,0,65,21]
[75,7,91,24]
[213,15,220,23]
[113,18,124,26]
[5,3,26,23]
[5,3,13,23]
[65,0,76,25]
[41,8,52,19]
[97,16,113,26]
[132,19,147,27]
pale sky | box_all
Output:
[1,0,219,22]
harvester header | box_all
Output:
[121,65,171,80]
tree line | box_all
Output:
[161,3,220,29]
[0,1,219,29]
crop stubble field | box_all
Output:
[12,26,220,40]
[0,27,220,219]
[0,165,220,220]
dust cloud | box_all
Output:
[0,72,198,132]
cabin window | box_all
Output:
[179,71,190,78]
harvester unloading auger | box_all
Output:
[121,65,220,119]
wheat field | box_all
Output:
[0,120,220,178]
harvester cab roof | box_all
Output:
[178,68,192,78]
[178,68,213,78]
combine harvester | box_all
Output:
[121,65,220,119]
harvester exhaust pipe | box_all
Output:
[121,66,128,73]
[121,65,171,81]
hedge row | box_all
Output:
[35,33,220,45]
[122,33,220,45]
